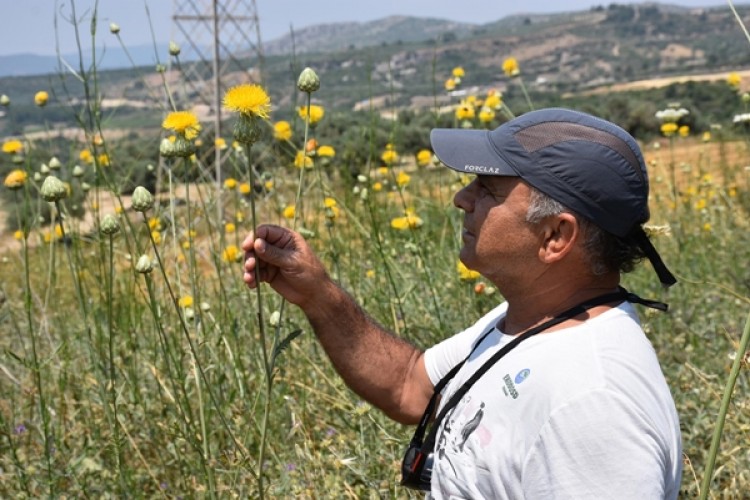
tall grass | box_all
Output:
[1,2,749,497]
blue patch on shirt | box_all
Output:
[515,368,531,384]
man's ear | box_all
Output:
[538,213,579,264]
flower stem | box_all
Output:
[698,310,750,499]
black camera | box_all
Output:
[400,441,434,491]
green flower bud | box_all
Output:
[40,163,50,174]
[33,172,42,182]
[40,175,68,202]
[135,254,154,274]
[131,186,154,212]
[81,182,91,192]
[171,135,195,158]
[100,214,121,235]
[169,41,181,56]
[297,67,320,93]
[743,93,750,104]
[159,138,176,158]
[0,94,9,106]
[12,155,23,165]
[72,165,85,177]
[110,23,120,34]
[232,113,262,144]
[48,157,62,170]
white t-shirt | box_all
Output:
[423,301,682,499]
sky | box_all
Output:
[0,0,742,57]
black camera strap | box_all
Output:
[410,287,668,458]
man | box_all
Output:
[242,108,682,498]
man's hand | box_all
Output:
[242,224,330,309]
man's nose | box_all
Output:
[454,179,477,212]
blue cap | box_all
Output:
[431,108,676,286]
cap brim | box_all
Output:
[430,128,517,176]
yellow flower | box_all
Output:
[225,222,236,234]
[224,178,237,190]
[294,151,314,169]
[694,198,707,211]
[390,212,423,230]
[457,260,481,281]
[323,197,337,208]
[452,66,465,78]
[162,111,201,140]
[215,137,227,150]
[115,206,124,214]
[55,225,64,239]
[456,104,475,121]
[151,230,162,244]
[2,139,23,154]
[502,57,520,77]
[92,134,104,146]
[377,166,389,176]
[148,217,161,230]
[264,180,274,190]
[396,171,411,187]
[4,169,27,190]
[179,295,194,308]
[372,182,383,192]
[223,84,271,118]
[14,230,23,240]
[485,92,502,109]
[239,182,251,195]
[479,106,495,123]
[417,149,432,167]
[702,131,711,142]
[325,205,340,220]
[97,153,110,167]
[381,148,399,165]
[282,205,295,219]
[365,269,376,279]
[274,120,292,141]
[678,125,690,137]
[660,123,678,137]
[727,72,742,89]
[702,222,712,232]
[297,105,325,124]
[445,78,457,91]
[317,145,336,157]
[34,91,49,106]
[79,149,93,163]
[222,245,241,263]
[182,240,191,250]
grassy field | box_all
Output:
[1,40,750,499]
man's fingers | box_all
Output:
[254,237,292,267]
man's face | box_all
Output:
[453,176,540,284]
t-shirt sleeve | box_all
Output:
[522,388,675,500]
[424,302,507,386]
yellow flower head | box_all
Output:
[151,230,162,244]
[215,137,227,150]
[317,145,336,158]
[678,125,690,137]
[34,91,49,106]
[223,84,271,118]
[97,153,110,167]
[323,197,337,208]
[298,105,325,124]
[274,120,292,141]
[225,222,236,234]
[457,260,481,281]
[485,92,502,109]
[452,66,465,78]
[381,148,399,165]
[282,205,296,219]
[294,151,314,169]
[222,245,241,263]
[479,106,495,124]
[660,122,678,137]
[2,139,23,155]
[502,57,520,77]
[456,104,475,121]
[264,179,274,190]
[80,149,93,163]
[417,149,432,167]
[14,230,23,240]
[445,78,457,91]
[162,111,202,140]
[727,72,742,89]
[702,131,711,142]
[4,169,27,190]
[372,181,383,192]
[239,182,252,195]
[179,295,194,308]
[396,171,411,187]
[391,213,423,230]
[224,178,237,190]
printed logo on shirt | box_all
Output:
[502,374,519,399]
[514,368,531,384]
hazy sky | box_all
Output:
[0,0,742,56]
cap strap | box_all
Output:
[631,227,677,287]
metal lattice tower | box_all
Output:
[170,0,264,181]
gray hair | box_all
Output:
[525,187,645,275]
